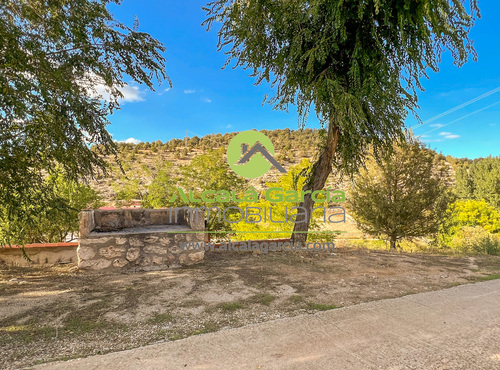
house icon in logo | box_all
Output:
[227,130,287,179]
[237,142,286,173]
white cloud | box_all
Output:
[490,123,497,126]
[226,124,232,129]
[430,123,445,128]
[90,81,145,103]
[184,89,196,94]
[119,85,145,102]
[202,97,212,103]
[119,137,142,144]
[438,132,460,139]
[158,87,171,95]
[80,72,146,103]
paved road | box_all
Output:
[37,280,500,370]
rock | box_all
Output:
[115,237,128,245]
[77,246,96,260]
[159,237,171,246]
[94,259,112,269]
[129,238,144,247]
[174,234,186,242]
[99,246,126,259]
[138,255,152,267]
[169,245,181,255]
[144,236,159,243]
[112,258,128,268]
[98,212,123,230]
[152,254,175,265]
[144,245,168,255]
[126,247,141,262]
[79,210,95,237]
[79,258,112,270]
[179,251,204,266]
[151,255,166,265]
[88,237,113,245]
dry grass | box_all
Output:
[1,247,500,369]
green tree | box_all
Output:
[348,139,451,250]
[204,0,479,243]
[0,172,101,245]
[145,149,245,236]
[142,162,179,209]
[233,159,333,241]
[455,157,500,208]
[1,0,170,234]
[179,148,246,235]
[188,136,200,149]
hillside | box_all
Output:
[90,128,458,207]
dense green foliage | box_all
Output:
[442,199,500,235]
[204,0,480,173]
[455,157,500,208]
[436,157,500,255]
[1,0,169,240]
[232,159,333,241]
[204,0,479,242]
[349,138,451,249]
[142,162,179,209]
[445,226,500,255]
[117,128,319,157]
[0,172,101,245]
[143,149,245,236]
[436,199,500,255]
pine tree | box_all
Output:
[348,139,451,249]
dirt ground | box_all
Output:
[1,247,500,370]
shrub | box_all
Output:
[439,200,500,247]
[447,226,500,255]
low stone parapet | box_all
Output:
[78,209,206,271]
[0,243,78,266]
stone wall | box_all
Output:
[0,243,78,266]
[78,208,206,271]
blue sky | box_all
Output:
[107,1,500,159]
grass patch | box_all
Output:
[147,312,175,325]
[288,295,304,304]
[0,324,55,345]
[190,321,220,335]
[349,239,388,251]
[248,293,276,306]
[218,302,245,312]
[306,302,339,311]
[168,333,183,341]
[476,274,500,281]
[64,317,111,334]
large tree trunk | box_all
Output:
[291,119,340,244]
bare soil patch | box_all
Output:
[1,247,500,369]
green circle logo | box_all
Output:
[227,130,279,179]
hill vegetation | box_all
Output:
[3,127,500,256]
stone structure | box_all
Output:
[78,208,206,271]
[0,243,78,266]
